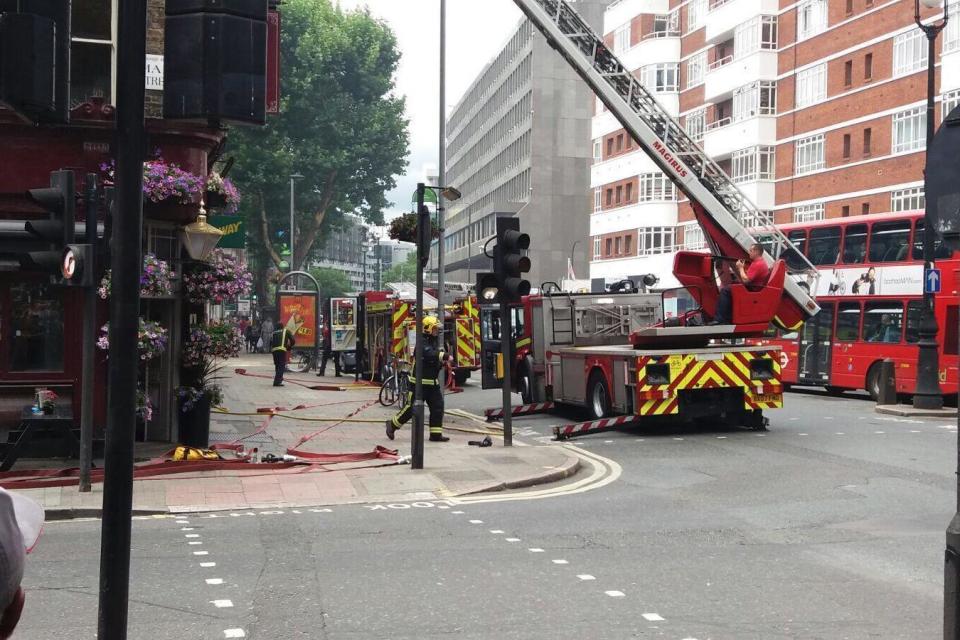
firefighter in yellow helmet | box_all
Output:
[386,315,449,442]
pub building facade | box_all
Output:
[0,0,278,442]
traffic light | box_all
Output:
[25,169,75,276]
[493,217,530,303]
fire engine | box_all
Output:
[475,0,823,437]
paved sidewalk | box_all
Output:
[876,403,958,418]
[8,354,580,517]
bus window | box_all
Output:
[869,220,911,262]
[913,220,953,260]
[947,307,959,356]
[808,226,841,265]
[842,224,868,264]
[836,301,861,341]
[511,307,525,340]
[862,301,903,343]
[784,230,809,270]
[904,300,924,343]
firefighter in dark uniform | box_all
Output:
[385,315,449,442]
[270,325,295,387]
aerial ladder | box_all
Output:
[510,0,821,334]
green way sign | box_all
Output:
[410,187,438,205]
[209,215,246,249]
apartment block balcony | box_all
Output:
[702,114,776,158]
[703,50,777,102]
[705,0,779,43]
[605,0,667,33]
[590,202,678,236]
[591,152,660,188]
[943,48,960,94]
[733,180,776,212]
[621,35,681,73]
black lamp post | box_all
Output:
[913,0,950,410]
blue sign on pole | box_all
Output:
[925,268,941,294]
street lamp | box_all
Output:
[569,239,581,281]
[912,0,949,410]
[289,173,304,269]
[181,201,225,261]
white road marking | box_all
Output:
[911,430,922,433]
[469,519,483,524]
[552,559,569,565]
[193,551,209,556]
[642,613,665,621]
[505,537,521,542]
[437,505,450,509]
[836,432,845,435]
[176,520,190,524]
[223,630,246,639]
[200,562,216,568]
[185,534,200,538]
[188,541,202,545]
[604,440,613,443]
[798,433,808,436]
[605,590,625,597]
[824,417,834,420]
[753,433,766,437]
[716,436,727,439]
[529,548,544,553]
[211,599,233,608]
[673,437,684,441]
[789,417,798,421]
[452,511,465,514]
[577,574,595,581]
[875,431,885,434]
[489,529,504,534]
[206,578,224,585]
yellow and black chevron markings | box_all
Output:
[391,303,410,361]
[635,350,782,416]
[456,318,477,368]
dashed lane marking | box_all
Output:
[505,537,521,542]
[529,548,544,553]
[223,630,245,639]
[200,562,216,568]
[489,529,505,534]
[552,559,569,565]
[211,600,233,608]
[188,541,202,546]
[577,574,595,581]
[206,578,224,585]
[185,534,200,538]
[468,519,483,524]
[642,613,665,621]
[605,591,625,597]
[193,551,209,556]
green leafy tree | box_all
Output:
[230,0,409,291]
[381,251,418,285]
[309,267,351,299]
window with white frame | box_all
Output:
[687,0,707,32]
[795,63,827,108]
[794,204,825,222]
[593,236,601,258]
[638,173,676,201]
[683,225,706,249]
[946,2,959,52]
[593,139,602,162]
[892,106,926,153]
[614,23,631,53]
[638,227,675,255]
[944,89,960,122]
[894,30,927,77]
[594,188,602,212]
[686,51,707,88]
[71,0,117,106]
[685,108,706,141]
[735,16,777,57]
[795,134,825,174]
[652,11,680,36]
[797,0,827,40]
[641,63,680,92]
[732,146,775,182]
[891,187,925,212]
[733,81,776,121]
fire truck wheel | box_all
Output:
[587,370,611,420]
[454,369,470,386]
[520,365,534,404]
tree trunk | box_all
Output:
[257,189,284,269]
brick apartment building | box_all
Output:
[589,0,958,286]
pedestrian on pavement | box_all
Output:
[318,325,341,377]
[385,315,449,442]
[270,324,295,386]
[0,488,43,640]
[259,316,275,353]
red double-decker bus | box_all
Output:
[754,211,959,399]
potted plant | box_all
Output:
[96,319,169,361]
[98,253,176,300]
[135,388,153,441]
[100,156,204,221]
[204,173,241,214]
[177,322,242,448]
[182,249,253,304]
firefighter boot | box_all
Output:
[429,434,449,442]
[385,419,398,440]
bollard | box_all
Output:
[877,359,897,405]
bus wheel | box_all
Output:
[866,363,882,401]
[825,385,845,396]
[587,370,611,420]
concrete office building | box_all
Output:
[442,0,612,289]
[589,0,958,285]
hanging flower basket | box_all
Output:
[204,173,241,214]
[97,319,169,361]
[183,249,253,304]
[99,253,175,300]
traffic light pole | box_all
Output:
[79,174,98,493]
[97,0,147,637]
[499,301,513,447]
[412,184,427,469]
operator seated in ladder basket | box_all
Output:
[385,315,449,442]
[708,242,770,325]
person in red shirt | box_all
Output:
[709,243,770,325]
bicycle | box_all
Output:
[289,349,316,374]
[379,360,410,407]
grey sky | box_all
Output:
[337,0,523,219]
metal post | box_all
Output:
[914,3,947,410]
[500,301,513,447]
[947,299,960,637]
[436,0,447,386]
[412,184,427,469]
[97,0,146,636]
[79,174,98,493]
[289,177,295,270]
